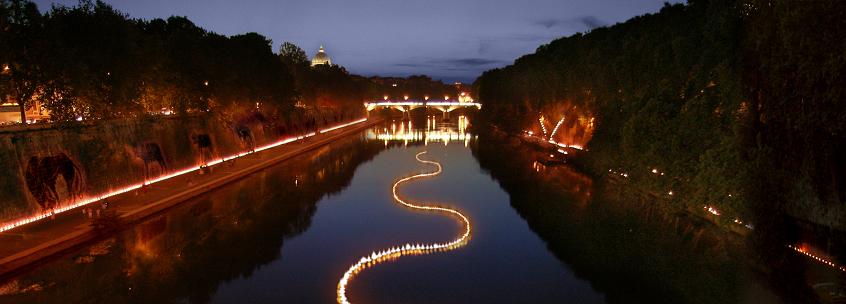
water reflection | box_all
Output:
[367,115,475,147]
[3,117,829,304]
[337,151,471,303]
[470,133,844,304]
[0,134,386,303]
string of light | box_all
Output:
[788,245,846,272]
[549,116,565,141]
[0,118,369,233]
[336,151,471,304]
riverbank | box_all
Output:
[0,117,379,280]
[470,131,775,303]
[476,128,846,303]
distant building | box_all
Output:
[0,100,49,124]
[310,45,332,67]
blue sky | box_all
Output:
[34,0,680,83]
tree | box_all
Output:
[474,0,746,215]
[2,0,45,123]
[38,0,147,120]
[278,41,308,67]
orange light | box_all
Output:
[0,118,369,233]
[337,152,471,304]
[788,244,846,272]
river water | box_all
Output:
[0,117,825,303]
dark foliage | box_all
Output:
[474,0,846,227]
[0,0,372,123]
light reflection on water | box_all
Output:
[0,116,803,304]
[369,115,474,147]
[336,151,472,304]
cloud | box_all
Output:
[478,39,493,55]
[393,63,429,68]
[535,19,561,29]
[533,15,607,31]
[394,57,506,70]
[477,33,553,55]
[442,58,504,66]
[579,16,605,29]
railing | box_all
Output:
[364,100,482,110]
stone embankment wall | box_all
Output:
[0,113,325,226]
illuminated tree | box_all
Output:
[1,0,45,123]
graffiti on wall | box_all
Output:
[132,143,168,180]
[191,133,213,165]
[24,153,86,211]
[232,112,267,152]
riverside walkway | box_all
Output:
[0,118,379,279]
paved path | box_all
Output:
[0,118,379,279]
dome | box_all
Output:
[310,45,332,66]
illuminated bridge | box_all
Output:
[364,100,482,119]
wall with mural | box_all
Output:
[0,112,330,227]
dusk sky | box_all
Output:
[34,0,679,83]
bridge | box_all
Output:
[364,100,482,119]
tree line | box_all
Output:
[475,0,846,228]
[0,0,379,126]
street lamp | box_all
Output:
[403,95,409,101]
[383,95,389,101]
[424,95,429,101]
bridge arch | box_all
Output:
[364,100,481,119]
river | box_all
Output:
[0,117,819,303]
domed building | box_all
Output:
[310,45,332,67]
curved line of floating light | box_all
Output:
[336,151,471,304]
[0,118,368,233]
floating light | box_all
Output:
[788,245,846,272]
[336,152,471,304]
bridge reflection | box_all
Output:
[366,116,476,147]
